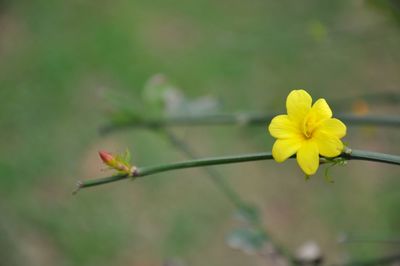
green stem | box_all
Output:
[76,149,400,190]
[100,113,400,134]
[344,149,400,165]
[137,153,273,176]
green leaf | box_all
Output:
[123,149,131,163]
[324,165,335,183]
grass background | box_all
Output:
[0,0,399,265]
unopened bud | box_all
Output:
[99,151,116,167]
[98,150,135,175]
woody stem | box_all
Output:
[76,149,400,190]
[100,113,400,134]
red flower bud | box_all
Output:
[98,150,135,175]
[99,151,115,166]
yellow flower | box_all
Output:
[268,90,347,175]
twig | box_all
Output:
[100,113,400,134]
[76,149,400,190]
[342,149,400,165]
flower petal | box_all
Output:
[272,138,303,162]
[286,90,312,122]
[311,98,332,122]
[296,141,319,175]
[313,131,344,157]
[317,118,346,138]
[268,115,301,139]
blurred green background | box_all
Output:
[0,0,399,265]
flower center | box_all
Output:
[302,113,318,139]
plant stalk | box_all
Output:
[101,113,400,134]
[76,149,400,191]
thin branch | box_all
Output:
[100,113,400,134]
[343,149,400,165]
[76,149,400,191]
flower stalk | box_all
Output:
[76,149,400,191]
